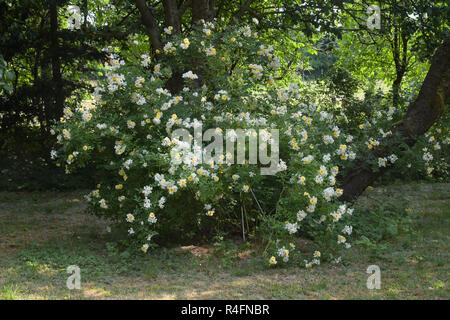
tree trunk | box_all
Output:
[392,70,404,107]
[133,0,162,51]
[50,0,63,128]
[391,29,408,108]
[163,0,181,32]
[192,0,215,23]
[163,0,216,93]
[133,0,254,94]
[340,35,450,202]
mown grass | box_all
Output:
[0,183,448,300]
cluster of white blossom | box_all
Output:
[52,20,362,266]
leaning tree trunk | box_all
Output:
[340,35,450,202]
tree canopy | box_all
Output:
[0,0,448,208]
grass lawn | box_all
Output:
[0,183,448,300]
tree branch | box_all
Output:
[233,0,255,21]
[133,0,163,50]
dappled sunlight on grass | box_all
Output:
[0,183,448,299]
[83,287,112,298]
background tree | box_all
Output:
[336,0,449,108]
[0,0,448,200]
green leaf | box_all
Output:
[3,84,13,93]
[5,71,15,81]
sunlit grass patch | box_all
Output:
[0,283,22,300]
[0,183,448,299]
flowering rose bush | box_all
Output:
[321,87,450,183]
[51,20,367,267]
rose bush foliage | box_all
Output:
[51,20,448,267]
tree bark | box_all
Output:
[49,0,63,127]
[391,30,408,107]
[133,0,162,51]
[163,0,181,33]
[340,35,450,202]
[191,0,215,23]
